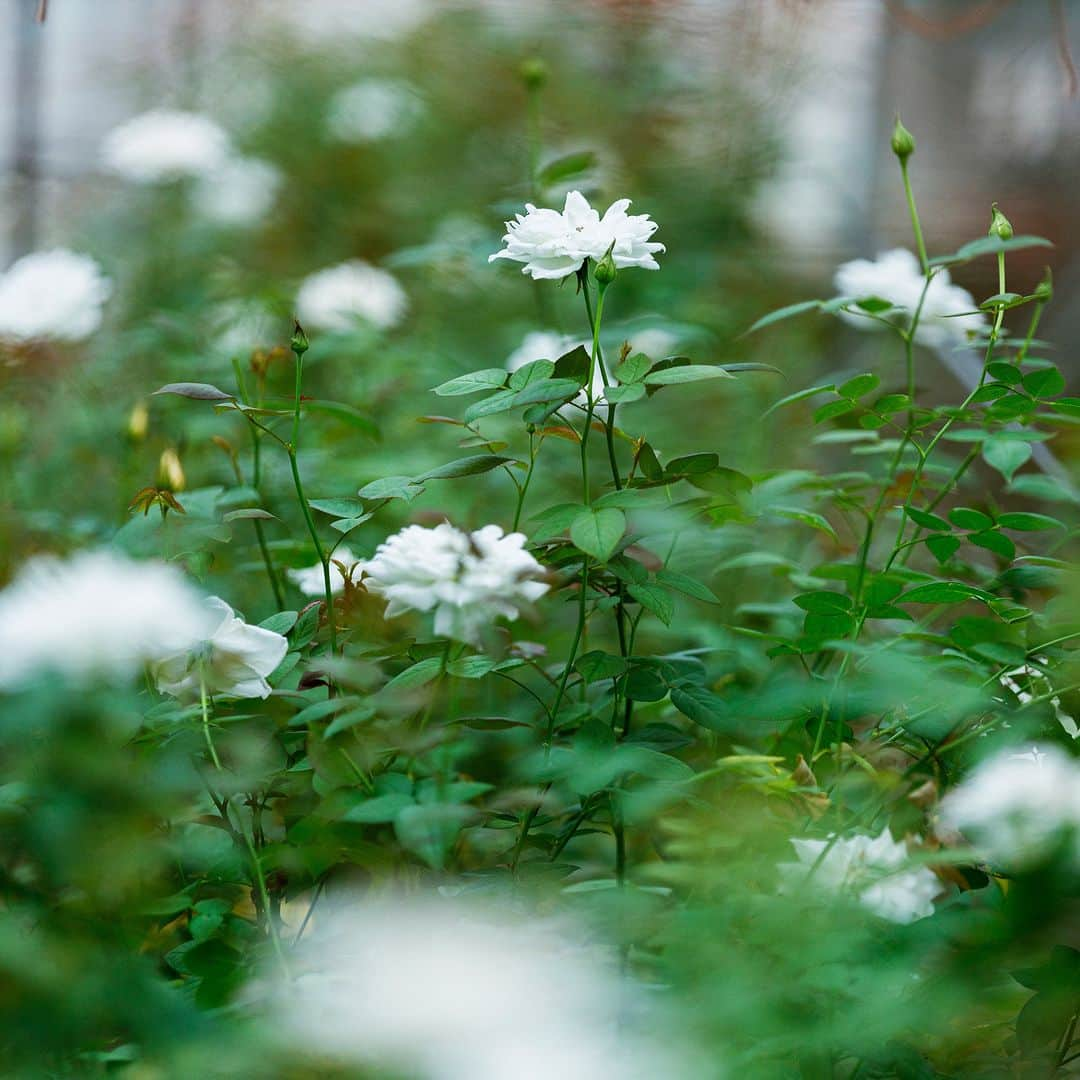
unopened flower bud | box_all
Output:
[594,243,617,288]
[250,348,270,378]
[290,319,309,356]
[158,448,185,492]
[890,116,915,162]
[520,57,547,91]
[989,203,1013,241]
[127,400,149,442]
[1034,267,1053,303]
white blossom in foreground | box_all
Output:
[0,250,112,344]
[489,190,664,280]
[834,248,985,349]
[785,828,939,924]
[295,260,407,332]
[327,78,423,142]
[272,896,680,1080]
[288,548,366,597]
[100,109,230,183]
[364,523,548,644]
[939,744,1080,870]
[191,156,282,226]
[0,551,212,689]
[505,330,606,404]
[152,596,287,700]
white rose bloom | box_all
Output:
[785,828,939,924]
[834,248,985,349]
[939,744,1080,870]
[101,109,230,183]
[505,330,606,405]
[364,523,548,644]
[192,156,282,226]
[288,548,366,597]
[272,896,679,1080]
[327,79,423,142]
[489,190,664,281]
[0,249,112,344]
[152,596,287,700]
[0,550,212,689]
[295,260,407,332]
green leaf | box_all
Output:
[926,534,961,564]
[394,804,471,870]
[666,452,720,476]
[982,438,1031,482]
[575,651,628,682]
[745,299,822,335]
[813,399,856,424]
[358,476,425,501]
[260,611,298,635]
[462,389,521,423]
[432,369,508,396]
[794,590,852,614]
[997,512,1064,531]
[417,454,514,481]
[838,372,880,400]
[670,685,737,734]
[308,497,366,518]
[553,345,591,384]
[944,234,1053,263]
[324,703,376,737]
[613,353,652,384]
[446,655,498,679]
[537,150,596,186]
[773,507,838,542]
[901,582,989,604]
[655,569,719,603]
[627,583,674,625]
[382,657,444,694]
[510,378,583,406]
[153,382,234,402]
[948,507,993,531]
[569,507,626,562]
[637,442,663,481]
[603,383,645,403]
[987,361,1023,385]
[288,695,362,728]
[1022,366,1065,399]
[304,400,379,439]
[905,507,951,532]
[763,384,834,419]
[508,359,555,390]
[342,792,415,824]
[530,502,587,542]
[644,364,735,386]
[969,529,1015,560]
[223,508,279,523]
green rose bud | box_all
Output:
[290,319,309,356]
[891,116,915,162]
[1034,267,1053,304]
[594,242,617,288]
[520,57,548,91]
[989,203,1013,241]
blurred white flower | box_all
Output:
[273,895,679,1080]
[211,300,280,357]
[100,109,230,183]
[490,190,664,280]
[327,78,423,142]
[365,523,548,644]
[505,330,606,404]
[295,260,407,332]
[288,548,366,597]
[627,326,678,359]
[0,550,212,689]
[786,829,939,924]
[152,596,287,700]
[939,744,1080,869]
[0,249,112,344]
[192,156,282,226]
[833,248,985,349]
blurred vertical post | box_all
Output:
[12,0,44,258]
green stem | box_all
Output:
[289,351,338,655]
[579,276,608,505]
[199,670,221,770]
[901,159,929,273]
[512,432,539,532]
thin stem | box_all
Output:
[289,351,338,655]
[199,670,221,770]
[579,277,608,505]
[901,159,929,273]
[512,432,539,531]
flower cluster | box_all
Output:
[0,249,111,344]
[295,260,407,332]
[489,190,664,280]
[834,248,984,349]
[364,523,548,644]
[785,828,940,924]
[939,745,1080,871]
[101,108,230,183]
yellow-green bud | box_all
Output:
[989,203,1013,241]
[290,319,309,356]
[127,400,149,442]
[158,448,185,493]
[520,57,547,91]
[1034,267,1053,304]
[594,243,617,288]
[890,116,915,162]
